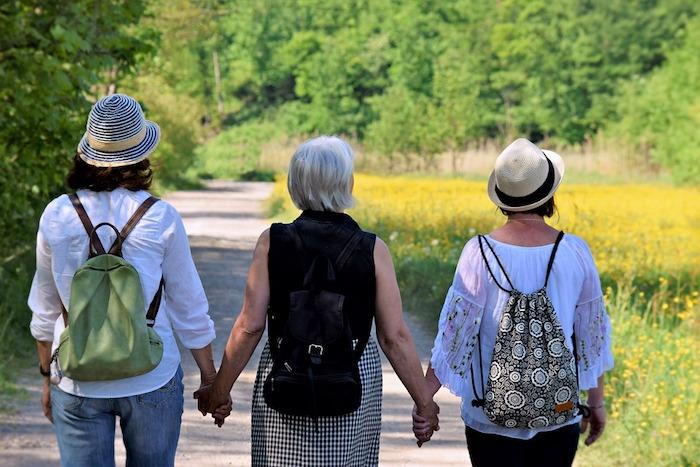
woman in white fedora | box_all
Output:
[28,94,227,467]
[414,138,614,466]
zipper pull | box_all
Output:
[271,377,275,392]
[284,362,293,373]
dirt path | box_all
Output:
[0,181,467,466]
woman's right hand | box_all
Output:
[193,384,232,427]
[41,378,53,423]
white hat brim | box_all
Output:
[78,120,160,168]
[487,149,565,212]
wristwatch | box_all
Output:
[39,364,50,377]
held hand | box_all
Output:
[193,383,213,416]
[41,378,53,423]
[412,405,432,447]
[193,380,233,427]
[413,401,440,447]
[212,397,233,427]
[580,405,606,446]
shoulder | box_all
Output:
[459,236,487,267]
[561,233,598,273]
[373,236,389,257]
[143,194,178,218]
[258,228,271,248]
[561,233,594,259]
[38,193,73,230]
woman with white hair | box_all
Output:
[196,136,439,465]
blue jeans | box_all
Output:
[51,366,184,467]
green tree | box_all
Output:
[0,0,151,369]
[612,13,700,182]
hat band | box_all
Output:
[495,156,555,207]
[87,126,147,153]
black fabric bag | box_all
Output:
[263,224,366,419]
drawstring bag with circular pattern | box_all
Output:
[471,232,588,429]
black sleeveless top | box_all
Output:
[267,210,377,352]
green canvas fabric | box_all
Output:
[58,254,163,381]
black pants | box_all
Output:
[465,423,580,467]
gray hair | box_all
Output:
[287,136,356,212]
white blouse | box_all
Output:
[430,234,614,440]
[28,188,215,398]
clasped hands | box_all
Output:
[412,400,440,447]
[193,372,442,445]
[193,374,233,427]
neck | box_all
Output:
[507,214,546,223]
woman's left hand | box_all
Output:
[580,405,606,445]
[412,402,439,447]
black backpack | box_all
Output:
[263,224,367,423]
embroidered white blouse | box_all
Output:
[28,188,215,398]
[430,234,614,440]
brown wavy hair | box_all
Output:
[500,197,556,218]
[67,154,153,192]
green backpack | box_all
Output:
[53,194,164,382]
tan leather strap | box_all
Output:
[109,196,159,255]
[69,194,106,255]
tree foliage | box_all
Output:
[612,13,700,182]
[203,0,696,177]
[0,1,151,263]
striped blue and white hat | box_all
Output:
[78,93,160,167]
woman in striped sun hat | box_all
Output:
[29,94,228,467]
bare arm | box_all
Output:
[205,230,270,410]
[374,238,434,415]
[423,364,443,398]
[190,344,217,384]
[581,374,606,445]
[35,340,53,422]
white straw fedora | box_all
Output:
[487,138,565,212]
[77,94,160,167]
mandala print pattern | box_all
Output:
[483,290,579,429]
[474,233,581,429]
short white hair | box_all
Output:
[287,136,355,212]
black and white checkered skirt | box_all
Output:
[251,339,382,466]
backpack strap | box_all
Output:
[69,194,105,255]
[335,230,364,273]
[146,278,165,327]
[287,223,369,361]
[114,196,163,327]
[109,196,160,256]
[63,195,164,327]
[288,223,364,279]
[477,235,515,293]
[543,231,565,288]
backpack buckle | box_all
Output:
[308,344,324,357]
[308,344,324,364]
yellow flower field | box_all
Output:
[269,174,700,466]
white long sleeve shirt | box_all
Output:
[28,188,215,398]
[431,234,614,439]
